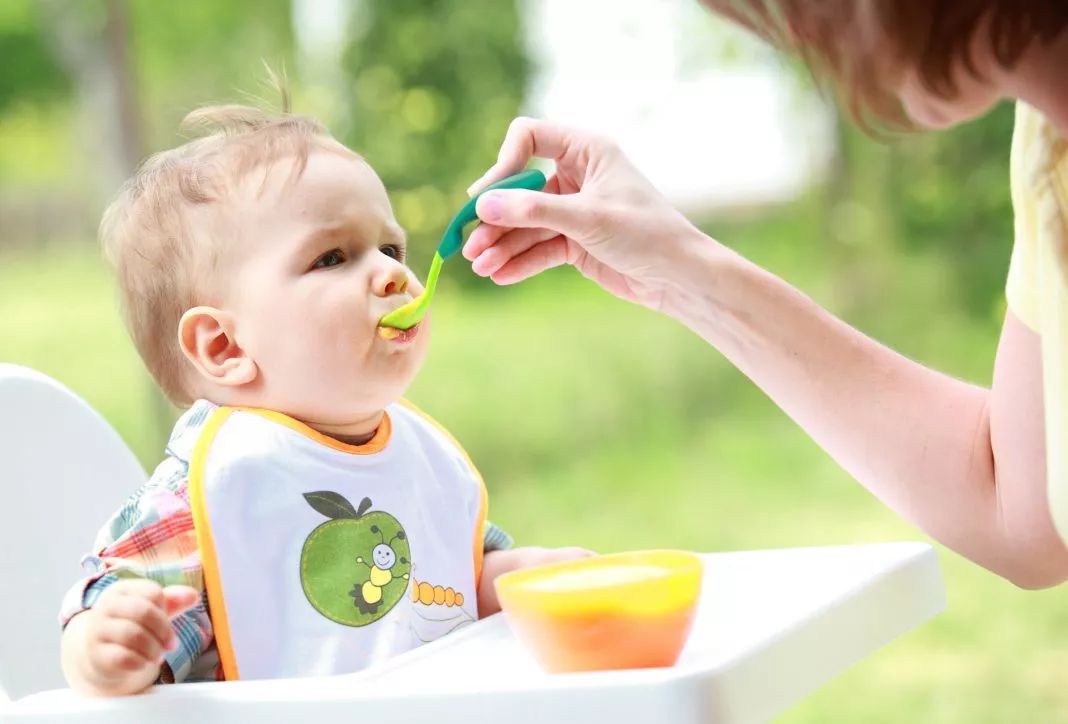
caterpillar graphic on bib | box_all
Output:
[299,491,411,626]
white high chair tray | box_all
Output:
[5,542,944,724]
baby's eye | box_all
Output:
[311,249,346,270]
[380,244,405,263]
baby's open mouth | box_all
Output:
[377,323,420,343]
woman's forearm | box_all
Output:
[461,116,1068,586]
[664,238,1068,587]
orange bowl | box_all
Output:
[495,550,703,673]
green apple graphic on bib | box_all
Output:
[300,491,412,627]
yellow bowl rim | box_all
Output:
[495,549,703,616]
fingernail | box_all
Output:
[471,253,491,276]
[478,193,503,223]
[467,170,493,197]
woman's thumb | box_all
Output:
[162,585,201,618]
[476,189,588,238]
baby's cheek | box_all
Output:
[412,320,432,361]
[315,297,365,344]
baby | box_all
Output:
[59,101,590,696]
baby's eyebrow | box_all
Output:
[381,221,407,245]
[293,217,407,262]
[292,224,346,261]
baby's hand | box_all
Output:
[61,580,200,696]
[477,546,595,617]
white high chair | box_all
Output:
[1,363,947,723]
[0,364,146,702]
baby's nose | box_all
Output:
[374,264,410,297]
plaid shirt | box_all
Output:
[59,402,514,684]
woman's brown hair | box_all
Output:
[702,0,1068,128]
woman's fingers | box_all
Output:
[481,232,639,300]
[475,188,593,240]
[463,223,509,261]
[490,237,572,285]
[462,116,703,309]
[470,226,559,277]
[463,174,565,261]
[467,118,590,196]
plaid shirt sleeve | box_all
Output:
[483,520,514,553]
[59,457,219,683]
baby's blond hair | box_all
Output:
[101,99,335,405]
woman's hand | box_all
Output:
[464,117,716,312]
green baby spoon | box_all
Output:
[378,168,548,332]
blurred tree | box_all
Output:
[1,0,295,205]
[821,106,1014,321]
[690,6,1016,323]
[126,0,295,149]
[38,0,141,197]
[890,105,1015,318]
[733,35,1016,325]
[0,2,70,114]
[14,0,296,452]
[341,0,529,279]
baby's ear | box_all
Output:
[177,306,258,389]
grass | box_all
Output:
[2,242,1067,722]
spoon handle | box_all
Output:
[437,169,548,259]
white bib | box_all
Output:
[187,401,487,681]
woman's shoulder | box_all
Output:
[1007,102,1068,330]
[1012,101,1068,199]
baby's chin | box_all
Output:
[273,376,417,435]
[350,347,428,410]
[244,323,429,419]
[372,319,430,379]
[330,363,423,413]
[252,362,423,419]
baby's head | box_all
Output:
[102,103,429,430]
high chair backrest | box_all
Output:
[0,365,146,701]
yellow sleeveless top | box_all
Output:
[1005,101,1068,543]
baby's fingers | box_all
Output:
[104,595,176,652]
[97,617,166,664]
[93,642,155,677]
[162,585,200,618]
[106,579,166,606]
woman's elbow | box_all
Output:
[1002,540,1068,590]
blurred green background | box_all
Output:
[2,1,1066,721]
